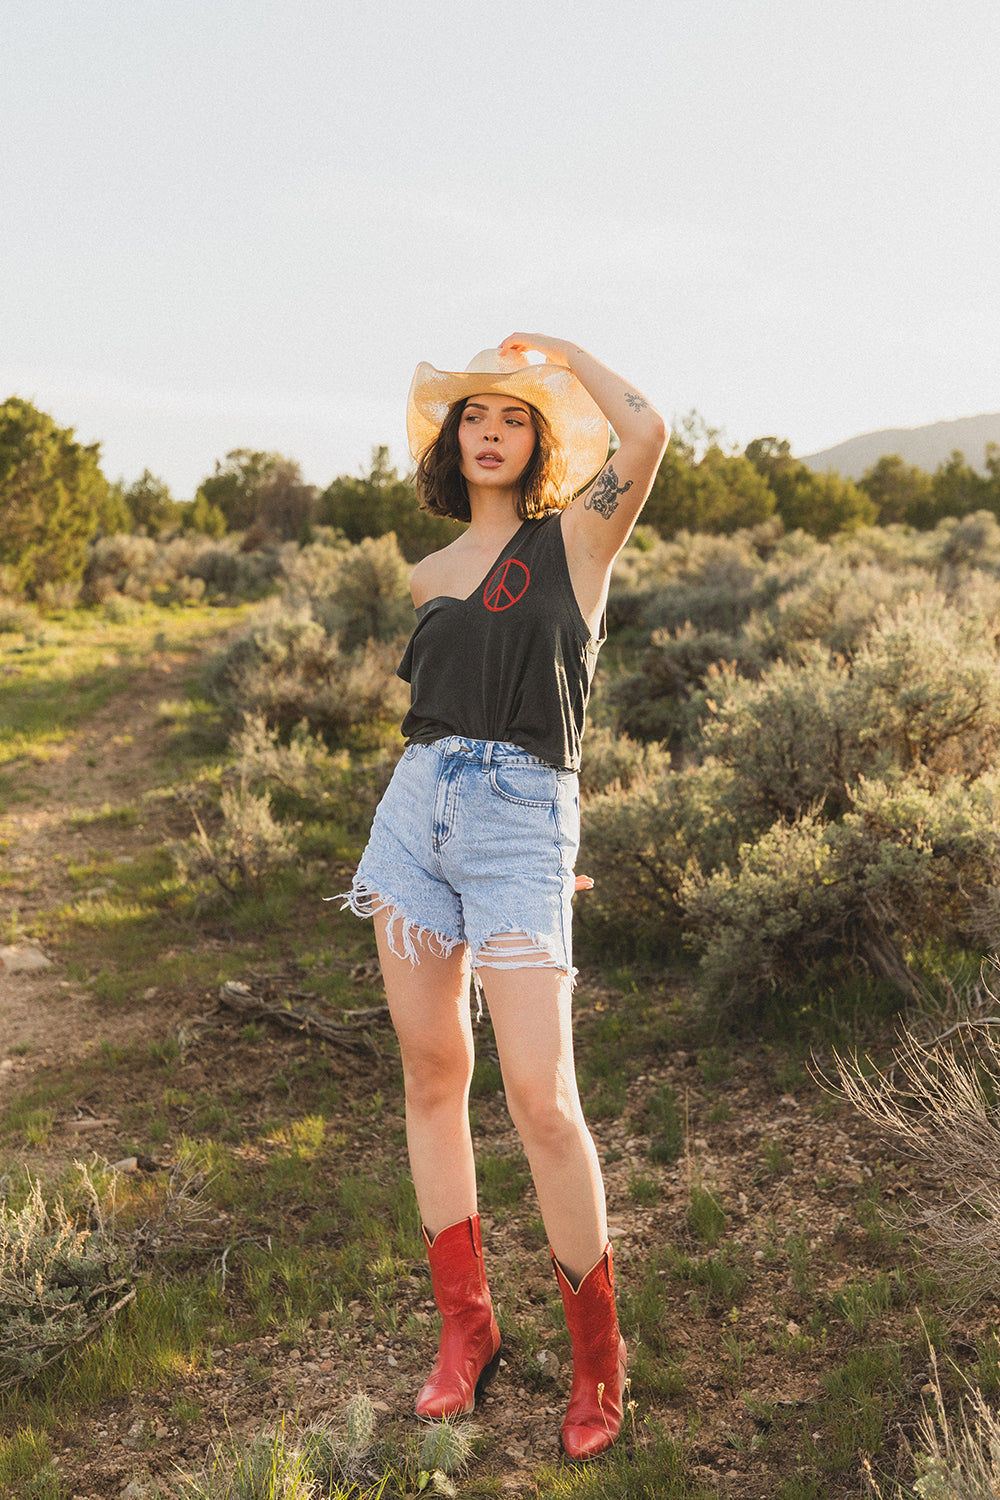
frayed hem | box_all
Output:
[328,882,460,968]
[471,931,577,988]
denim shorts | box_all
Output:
[339,736,580,986]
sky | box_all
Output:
[2,0,998,499]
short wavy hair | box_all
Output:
[415,398,568,522]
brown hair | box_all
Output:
[415,398,568,522]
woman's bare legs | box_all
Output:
[479,959,607,1286]
[482,954,625,1458]
[374,910,607,1283]
[374,910,478,1237]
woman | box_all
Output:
[342,334,667,1459]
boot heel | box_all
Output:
[474,1346,502,1399]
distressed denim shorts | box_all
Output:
[339,736,580,985]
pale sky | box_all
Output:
[2,0,998,499]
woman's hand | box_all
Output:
[498,332,579,368]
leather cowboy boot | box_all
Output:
[552,1242,627,1460]
[415,1214,502,1418]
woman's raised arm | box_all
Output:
[497,333,669,567]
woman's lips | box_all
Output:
[476,452,503,466]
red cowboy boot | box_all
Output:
[552,1242,627,1460]
[415,1214,502,1419]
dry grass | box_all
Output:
[827,1014,1000,1305]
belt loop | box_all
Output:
[482,740,493,770]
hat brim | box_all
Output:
[406,361,609,497]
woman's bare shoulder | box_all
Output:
[409,540,466,606]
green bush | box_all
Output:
[586,520,1000,1000]
[203,608,408,748]
[204,533,412,746]
[577,758,738,959]
[84,532,279,606]
[578,723,671,798]
[0,1171,135,1391]
[171,783,299,899]
[283,531,413,650]
[681,773,1000,1004]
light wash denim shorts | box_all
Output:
[340,736,580,986]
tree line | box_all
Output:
[4,394,1000,600]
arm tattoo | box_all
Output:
[584,464,633,519]
[624,391,648,412]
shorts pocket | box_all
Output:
[489,762,559,807]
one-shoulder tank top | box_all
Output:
[397,513,605,771]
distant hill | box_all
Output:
[802,412,1000,480]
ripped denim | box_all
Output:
[335,737,580,1000]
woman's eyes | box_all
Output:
[463,413,525,426]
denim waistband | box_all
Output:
[422,735,552,769]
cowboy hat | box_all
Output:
[406,348,609,496]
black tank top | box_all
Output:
[397,513,604,771]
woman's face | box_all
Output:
[457,393,538,490]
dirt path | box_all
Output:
[0,645,216,1079]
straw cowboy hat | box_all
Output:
[406,348,610,496]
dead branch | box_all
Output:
[217,981,387,1058]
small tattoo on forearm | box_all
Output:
[624,392,648,412]
[585,464,633,519]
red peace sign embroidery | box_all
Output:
[483,558,530,612]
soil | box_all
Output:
[0,645,988,1500]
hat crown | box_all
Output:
[463,347,531,377]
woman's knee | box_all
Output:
[505,1080,587,1155]
[400,1042,474,1113]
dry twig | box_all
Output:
[217,980,386,1057]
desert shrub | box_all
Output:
[849,593,1000,781]
[180,1392,479,1499]
[577,759,739,959]
[100,593,145,624]
[279,530,349,608]
[639,530,781,636]
[747,553,934,662]
[698,648,863,826]
[203,533,412,747]
[203,606,408,748]
[681,773,1000,1005]
[171,783,299,899]
[283,531,412,650]
[696,592,1000,834]
[933,508,1000,574]
[578,723,671,797]
[612,622,762,744]
[189,539,281,598]
[227,710,398,834]
[228,710,347,798]
[0,597,40,635]
[83,532,279,606]
[0,1169,135,1391]
[907,1358,1000,1500]
[83,533,158,601]
[589,514,1000,995]
[606,530,679,633]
